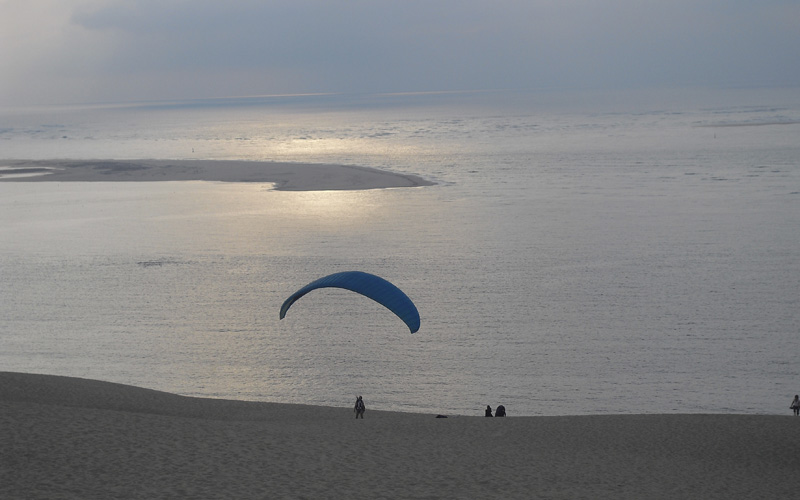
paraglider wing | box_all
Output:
[279,271,420,333]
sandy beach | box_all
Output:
[0,159,434,190]
[1,372,798,499]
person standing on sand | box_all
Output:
[791,395,800,416]
[354,396,365,419]
[485,405,493,417]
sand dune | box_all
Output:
[1,372,798,499]
[0,159,434,190]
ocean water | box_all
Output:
[1,88,799,416]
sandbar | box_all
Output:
[2,372,798,499]
[0,159,434,191]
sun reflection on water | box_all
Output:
[277,189,380,224]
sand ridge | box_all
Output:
[2,372,799,499]
[0,159,434,191]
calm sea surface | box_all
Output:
[1,88,798,416]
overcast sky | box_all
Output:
[2,0,799,105]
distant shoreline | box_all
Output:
[0,159,435,191]
[698,120,800,128]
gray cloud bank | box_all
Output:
[2,0,799,105]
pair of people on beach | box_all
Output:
[354,396,365,418]
[485,404,506,417]
[791,395,800,416]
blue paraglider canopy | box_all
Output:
[279,271,420,333]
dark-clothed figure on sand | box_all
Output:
[485,405,493,417]
[495,405,506,417]
[791,395,800,416]
[354,396,365,419]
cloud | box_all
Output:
[1,0,798,105]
